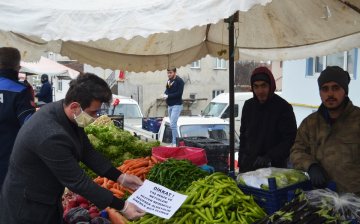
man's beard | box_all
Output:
[326,98,346,111]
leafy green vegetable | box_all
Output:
[81,116,160,178]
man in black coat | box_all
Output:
[35,74,53,104]
[0,73,145,223]
[238,66,297,173]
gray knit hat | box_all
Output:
[318,66,350,94]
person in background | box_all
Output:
[36,73,53,104]
[290,66,360,195]
[238,66,297,173]
[163,67,184,146]
[0,47,35,189]
[0,73,145,223]
[18,73,35,106]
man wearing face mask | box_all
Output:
[0,47,35,189]
[0,73,145,223]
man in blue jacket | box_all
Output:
[35,73,53,104]
[0,47,35,188]
[163,67,184,146]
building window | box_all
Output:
[190,60,201,69]
[212,90,224,99]
[306,48,358,79]
[58,79,62,91]
[214,58,226,70]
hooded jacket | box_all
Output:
[238,67,297,172]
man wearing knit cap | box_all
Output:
[238,66,297,172]
[290,66,360,195]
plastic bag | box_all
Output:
[152,146,207,166]
[305,189,360,222]
[236,167,309,189]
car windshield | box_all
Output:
[202,102,227,117]
[108,104,142,118]
[180,124,231,143]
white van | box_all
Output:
[201,92,253,134]
[201,92,282,134]
[99,94,144,127]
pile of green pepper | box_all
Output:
[130,172,266,224]
[147,159,208,192]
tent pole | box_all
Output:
[225,12,237,177]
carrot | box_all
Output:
[119,163,132,173]
[101,178,108,188]
[110,188,125,197]
[94,177,104,185]
[113,183,119,190]
[133,167,151,177]
[151,156,158,163]
[106,208,128,224]
[129,161,149,170]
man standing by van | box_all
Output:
[163,67,184,146]
[238,66,297,172]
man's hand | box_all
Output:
[163,94,168,99]
[308,163,328,188]
[120,201,146,220]
[117,174,143,190]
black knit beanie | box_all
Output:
[318,66,350,94]
[251,73,270,86]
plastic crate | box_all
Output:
[142,118,148,130]
[108,115,124,130]
[197,142,229,173]
[147,117,163,133]
[179,137,229,173]
[176,136,209,147]
[238,178,312,214]
[152,146,208,166]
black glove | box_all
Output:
[308,163,328,188]
[253,156,271,168]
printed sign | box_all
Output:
[127,180,187,219]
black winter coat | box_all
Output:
[0,100,118,224]
[238,94,297,172]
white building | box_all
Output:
[282,48,359,126]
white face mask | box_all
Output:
[74,108,95,128]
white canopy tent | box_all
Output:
[20,56,80,79]
[1,0,359,172]
[0,0,359,72]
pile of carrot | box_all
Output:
[93,156,159,199]
[117,156,158,180]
